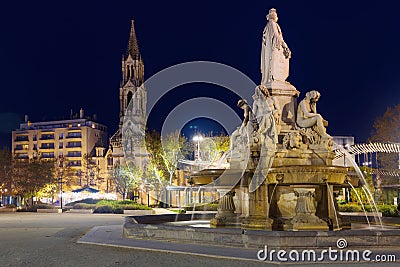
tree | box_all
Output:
[160,130,190,185]
[145,130,168,186]
[56,156,75,191]
[12,158,55,205]
[82,154,103,187]
[212,134,230,154]
[112,162,142,200]
[370,104,400,170]
[0,148,12,190]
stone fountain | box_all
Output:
[202,8,355,231]
[123,9,400,250]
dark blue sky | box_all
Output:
[1,1,399,147]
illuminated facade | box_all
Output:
[11,112,109,189]
[109,18,148,170]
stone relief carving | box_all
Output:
[282,132,303,150]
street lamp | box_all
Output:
[58,177,64,210]
[192,135,203,161]
[1,188,7,206]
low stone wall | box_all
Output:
[36,209,62,213]
[69,209,93,214]
[123,210,154,215]
[0,208,16,212]
[123,215,400,249]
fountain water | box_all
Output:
[334,143,383,228]
[347,181,371,227]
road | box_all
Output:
[0,212,398,267]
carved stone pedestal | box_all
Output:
[242,183,272,230]
[210,190,240,226]
[292,188,328,231]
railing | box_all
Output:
[14,136,29,142]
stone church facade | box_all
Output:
[106,18,148,175]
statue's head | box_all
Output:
[267,8,278,22]
[237,99,248,108]
[305,90,320,102]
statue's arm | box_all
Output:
[299,101,317,118]
[241,107,250,129]
[272,22,284,47]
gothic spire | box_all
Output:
[126,18,141,60]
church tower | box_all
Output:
[119,18,146,129]
[110,18,147,169]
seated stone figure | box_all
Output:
[296,90,330,140]
[230,99,257,157]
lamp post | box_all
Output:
[192,135,203,161]
[58,177,63,210]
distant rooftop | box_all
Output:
[14,117,107,132]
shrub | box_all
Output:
[117,200,137,205]
[93,205,113,213]
[73,203,96,210]
[338,203,362,212]
[184,203,218,211]
[66,198,100,206]
[34,204,56,209]
[378,204,400,217]
[119,204,152,210]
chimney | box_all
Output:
[80,108,84,119]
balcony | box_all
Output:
[67,152,82,157]
[40,135,55,140]
[66,133,82,139]
[66,142,81,148]
[40,144,55,149]
[42,153,55,158]
[68,160,82,167]
[14,136,29,142]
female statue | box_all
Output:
[261,8,291,85]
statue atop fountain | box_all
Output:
[261,8,291,85]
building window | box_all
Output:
[107,156,113,166]
[15,135,29,142]
[59,142,63,149]
[67,151,81,157]
[40,134,54,140]
[42,152,54,158]
[68,160,81,167]
[59,133,64,139]
[40,143,55,149]
[66,141,81,148]
[16,154,28,159]
[66,132,82,138]
[22,144,28,150]
[15,145,23,150]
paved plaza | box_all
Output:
[0,212,399,267]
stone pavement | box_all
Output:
[0,212,399,267]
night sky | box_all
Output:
[1,1,400,148]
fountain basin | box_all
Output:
[266,165,348,185]
[124,214,400,249]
